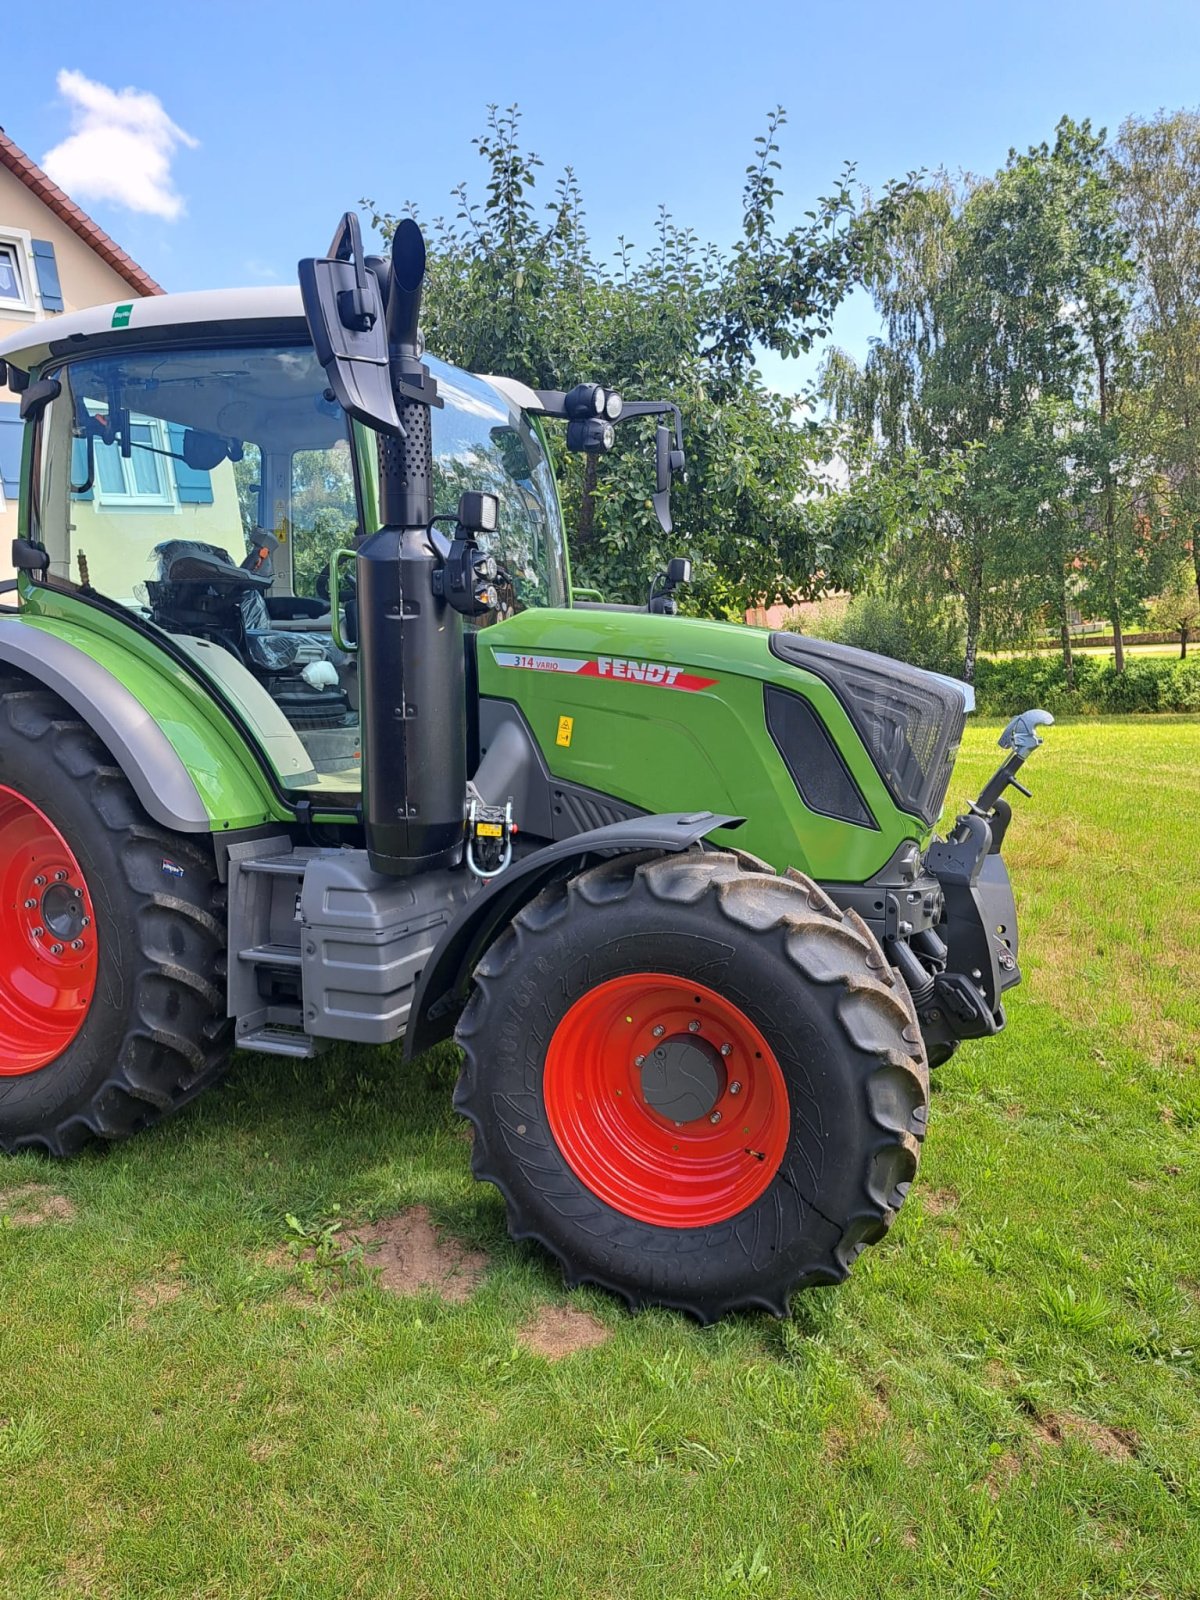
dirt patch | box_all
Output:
[517,1304,611,1359]
[1033,1411,1137,1462]
[984,1448,1024,1499]
[0,1184,75,1227]
[128,1276,184,1332]
[920,1186,959,1217]
[348,1207,487,1304]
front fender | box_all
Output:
[404,810,742,1059]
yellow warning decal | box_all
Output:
[475,822,504,838]
[556,715,574,747]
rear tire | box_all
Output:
[454,848,929,1322]
[0,681,232,1155]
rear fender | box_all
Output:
[0,618,211,832]
[403,811,742,1059]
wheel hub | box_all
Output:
[0,786,98,1075]
[641,1034,726,1124]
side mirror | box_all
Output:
[299,212,403,437]
[653,424,673,535]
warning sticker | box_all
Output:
[493,651,716,692]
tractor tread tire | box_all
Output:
[454,847,929,1322]
[0,680,232,1157]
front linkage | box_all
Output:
[905,710,1053,1064]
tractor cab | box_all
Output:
[17,298,566,791]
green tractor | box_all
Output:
[0,214,1049,1321]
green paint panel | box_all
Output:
[18,584,290,831]
[111,304,133,328]
[478,609,931,882]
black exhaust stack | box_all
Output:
[299,213,464,876]
[354,220,463,875]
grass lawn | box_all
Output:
[2,718,1198,1599]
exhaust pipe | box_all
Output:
[355,221,465,875]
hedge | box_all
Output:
[973,653,1200,716]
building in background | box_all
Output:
[0,127,161,566]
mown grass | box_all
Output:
[1,717,1198,1599]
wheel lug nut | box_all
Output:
[71,940,84,951]
[50,943,63,956]
[32,926,44,938]
[634,1054,645,1067]
[54,870,68,883]
[23,898,36,910]
[729,1081,742,1096]
[688,1019,701,1033]
[709,1111,722,1124]
[652,1025,664,1038]
[81,917,91,928]
[720,1043,733,1057]
[33,875,46,887]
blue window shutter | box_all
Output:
[71,434,93,500]
[0,402,23,498]
[30,240,64,313]
[167,423,214,504]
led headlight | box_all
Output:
[769,634,967,826]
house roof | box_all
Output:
[0,128,163,299]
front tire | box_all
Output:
[0,681,232,1155]
[454,848,929,1322]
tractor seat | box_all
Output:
[154,540,273,593]
[149,538,348,688]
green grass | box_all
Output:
[2,717,1198,1599]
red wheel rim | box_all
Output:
[0,786,98,1075]
[543,973,790,1227]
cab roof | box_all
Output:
[0,286,307,374]
[0,285,544,416]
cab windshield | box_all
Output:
[32,340,567,788]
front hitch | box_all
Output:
[918,708,1053,1054]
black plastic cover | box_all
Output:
[763,684,877,829]
[769,633,966,826]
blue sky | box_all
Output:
[7,0,1200,390]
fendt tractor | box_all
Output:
[0,214,1050,1320]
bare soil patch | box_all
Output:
[128,1275,184,1332]
[517,1304,611,1359]
[984,1448,1024,1499]
[349,1207,487,1304]
[0,1184,76,1227]
[921,1186,960,1217]
[1033,1411,1137,1461]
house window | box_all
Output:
[0,242,29,308]
[91,414,177,509]
[0,400,21,512]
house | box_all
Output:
[0,126,162,569]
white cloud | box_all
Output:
[41,69,198,221]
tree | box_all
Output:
[366,106,911,615]
[822,119,1158,679]
[1150,559,1200,655]
[1115,111,1200,614]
